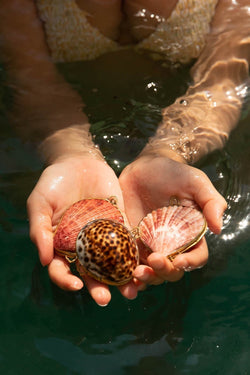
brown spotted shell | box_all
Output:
[138,205,207,260]
[53,197,124,259]
[53,197,207,286]
[76,219,139,285]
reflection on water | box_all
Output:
[35,334,172,374]
[90,99,162,171]
[57,50,190,172]
[0,51,250,374]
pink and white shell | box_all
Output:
[138,205,207,259]
[54,198,124,257]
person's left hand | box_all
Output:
[119,155,227,286]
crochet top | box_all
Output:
[36,0,218,63]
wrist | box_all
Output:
[144,86,242,164]
[139,144,187,164]
[38,125,104,165]
[187,79,244,105]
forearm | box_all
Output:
[9,78,103,164]
[0,0,66,95]
[140,88,241,164]
[9,81,102,164]
[141,0,249,164]
[190,0,250,91]
[0,0,102,163]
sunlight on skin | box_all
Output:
[48,257,84,290]
[119,156,226,289]
[12,0,246,306]
[27,156,145,306]
[26,153,227,306]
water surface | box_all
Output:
[0,50,249,374]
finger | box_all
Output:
[82,274,139,304]
[192,171,227,234]
[134,253,184,284]
[48,257,84,291]
[82,273,112,306]
[147,252,185,282]
[202,195,227,234]
[172,237,208,271]
[27,193,54,265]
[118,279,138,299]
[133,264,164,285]
[133,278,148,291]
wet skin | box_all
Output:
[27,155,226,306]
[1,0,249,305]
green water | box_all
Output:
[0,51,250,374]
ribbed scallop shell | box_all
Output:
[76,219,139,285]
[54,198,124,258]
[138,205,207,259]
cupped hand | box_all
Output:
[27,156,140,306]
[119,155,227,285]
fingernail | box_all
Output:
[98,303,108,307]
[72,280,83,290]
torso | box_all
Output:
[36,0,218,63]
[75,0,179,43]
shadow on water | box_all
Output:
[0,51,249,374]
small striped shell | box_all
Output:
[138,205,207,259]
[53,197,124,259]
[76,219,139,285]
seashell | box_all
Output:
[138,205,207,260]
[76,219,139,285]
[53,196,207,286]
[54,197,124,259]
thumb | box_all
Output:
[192,173,227,234]
[202,197,227,234]
[27,193,54,265]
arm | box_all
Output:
[120,0,250,284]
[0,0,141,305]
[0,0,101,162]
[140,0,250,164]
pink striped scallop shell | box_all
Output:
[53,197,124,258]
[138,205,207,259]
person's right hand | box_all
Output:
[27,156,141,306]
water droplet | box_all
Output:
[180,99,188,106]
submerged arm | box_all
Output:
[140,0,250,164]
[0,0,102,163]
[120,0,245,280]
[1,1,141,304]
